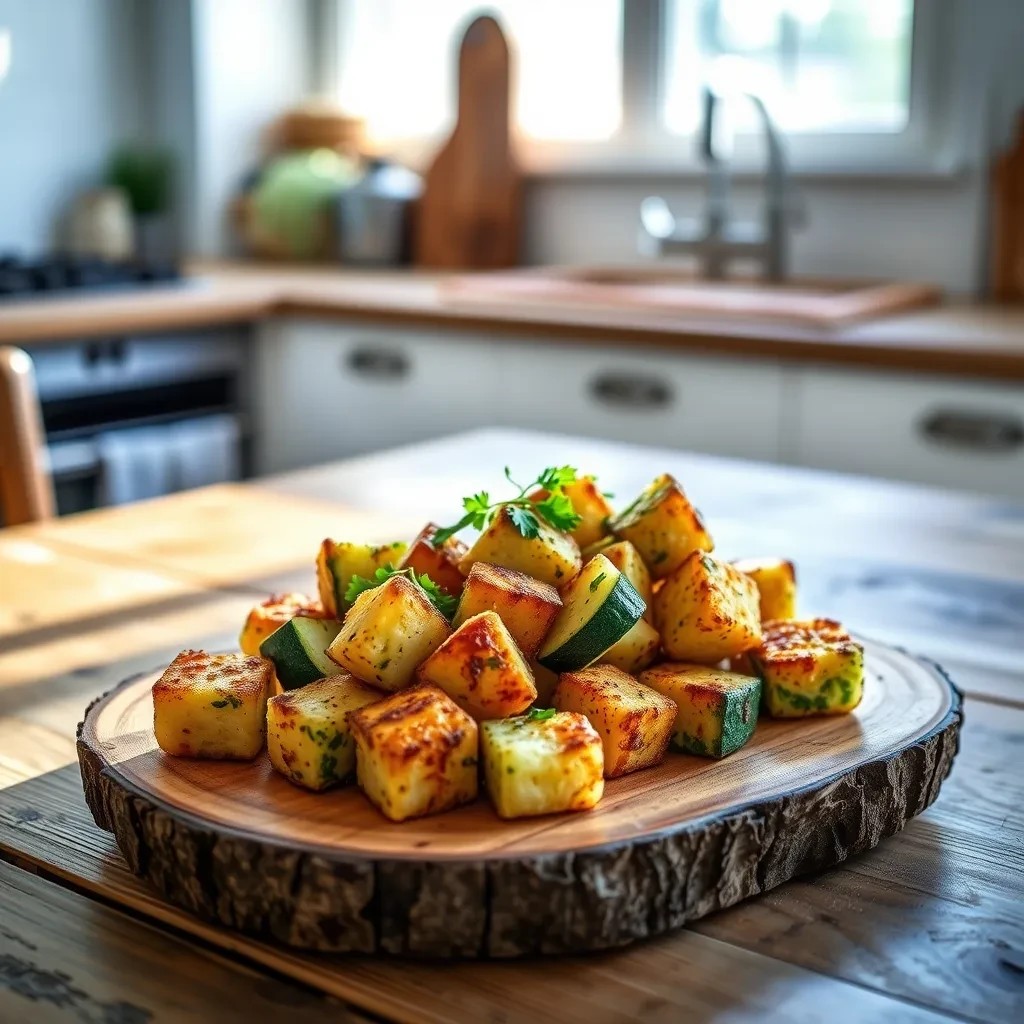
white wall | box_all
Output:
[188,0,312,256]
[0,0,147,252]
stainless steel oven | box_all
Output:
[29,331,249,514]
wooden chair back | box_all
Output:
[0,346,55,525]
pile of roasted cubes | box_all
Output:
[152,473,864,822]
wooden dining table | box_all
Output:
[1,428,1021,1023]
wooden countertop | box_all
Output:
[2,260,1024,380]
[1,428,1022,1023]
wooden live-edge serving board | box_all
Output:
[77,636,962,959]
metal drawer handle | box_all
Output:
[919,409,1024,452]
[345,347,410,380]
[590,372,674,410]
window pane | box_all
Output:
[336,0,622,143]
[663,0,914,135]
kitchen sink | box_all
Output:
[441,264,941,328]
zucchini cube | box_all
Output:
[153,650,273,760]
[239,592,325,657]
[654,551,761,663]
[610,474,713,579]
[639,663,762,758]
[530,476,614,549]
[584,539,654,622]
[316,539,407,616]
[481,711,604,818]
[417,610,538,720]
[452,561,561,658]
[327,574,450,691]
[598,616,661,674]
[538,554,645,673]
[259,615,343,691]
[553,665,676,778]
[751,619,864,718]
[732,557,797,621]
[398,522,469,597]
[458,506,582,587]
[266,673,382,790]
[350,683,478,822]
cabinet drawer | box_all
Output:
[794,369,1024,498]
[254,319,501,473]
[494,341,785,462]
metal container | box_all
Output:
[334,160,422,266]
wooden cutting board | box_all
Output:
[991,110,1024,302]
[414,15,521,269]
[77,638,960,958]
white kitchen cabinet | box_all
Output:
[253,318,503,474]
[793,368,1024,499]
[493,340,787,461]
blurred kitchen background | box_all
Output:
[1,0,1024,521]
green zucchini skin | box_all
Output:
[260,617,342,690]
[538,575,645,674]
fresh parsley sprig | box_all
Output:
[432,466,583,547]
[344,565,458,619]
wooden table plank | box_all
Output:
[0,533,196,640]
[13,484,416,592]
[0,771,952,1024]
[0,860,352,1024]
[2,427,1022,1023]
[1,696,1018,1022]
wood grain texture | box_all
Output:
[0,860,351,1024]
[14,484,414,591]
[415,16,521,269]
[76,641,960,957]
[4,701,1015,1022]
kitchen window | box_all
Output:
[326,0,949,175]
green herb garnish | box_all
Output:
[210,694,242,710]
[344,565,458,619]
[524,707,557,722]
[431,466,584,546]
[589,571,607,592]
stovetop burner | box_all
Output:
[0,253,182,300]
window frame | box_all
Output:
[320,0,965,180]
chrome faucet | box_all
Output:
[639,86,802,282]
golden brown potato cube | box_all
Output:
[452,561,561,658]
[584,539,653,622]
[552,665,676,778]
[732,557,797,621]
[350,683,478,822]
[266,674,382,790]
[481,711,604,818]
[459,506,582,587]
[530,476,614,549]
[417,610,537,720]
[654,551,761,663]
[153,650,273,760]
[398,523,468,596]
[239,592,325,657]
[327,574,450,691]
[610,474,713,579]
